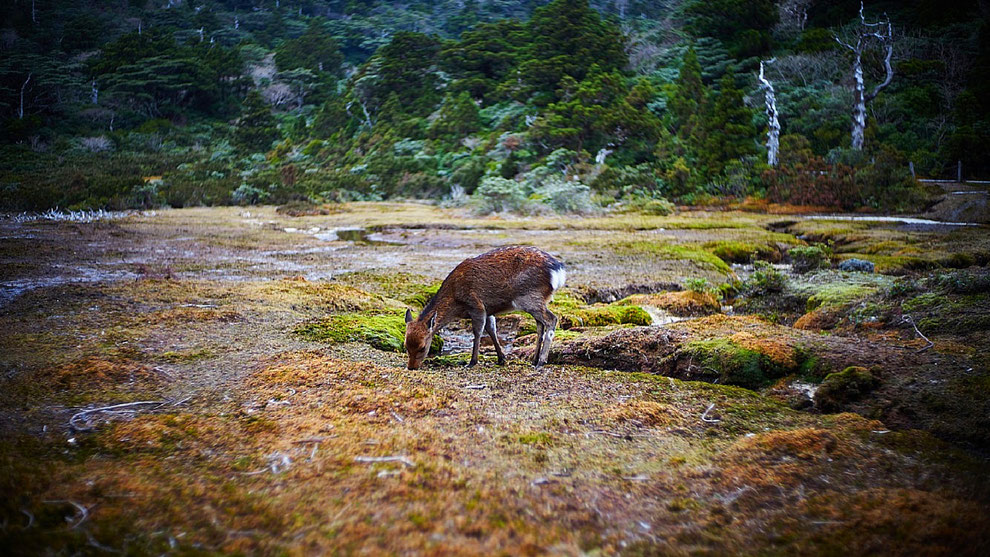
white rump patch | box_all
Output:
[550,267,566,291]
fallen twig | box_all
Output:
[43,500,89,529]
[69,400,166,432]
[268,452,292,474]
[389,410,405,423]
[292,436,331,444]
[587,430,648,439]
[901,315,934,352]
[354,455,415,468]
[462,384,487,390]
[21,509,34,528]
[85,530,120,553]
[170,395,193,406]
[701,403,721,424]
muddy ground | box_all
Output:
[2,204,989,555]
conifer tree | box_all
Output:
[429,92,481,139]
[234,90,278,152]
[699,71,757,176]
[669,47,707,142]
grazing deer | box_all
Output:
[404,246,566,370]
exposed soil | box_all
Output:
[1,204,988,555]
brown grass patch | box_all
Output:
[793,308,840,331]
[730,331,797,368]
[603,399,685,427]
[3,356,162,401]
[732,428,844,461]
[633,290,721,316]
[767,488,990,554]
[145,306,240,325]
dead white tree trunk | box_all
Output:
[615,0,628,19]
[91,81,98,105]
[835,1,894,151]
[19,73,31,119]
[758,58,780,167]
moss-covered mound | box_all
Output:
[529,291,653,331]
[297,310,443,354]
[704,240,783,263]
[815,366,879,412]
[618,290,721,317]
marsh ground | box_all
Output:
[2,204,989,555]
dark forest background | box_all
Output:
[2,0,988,212]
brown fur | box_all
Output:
[405,246,564,369]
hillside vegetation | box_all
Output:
[2,0,988,212]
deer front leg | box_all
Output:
[536,309,558,367]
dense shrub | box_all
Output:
[531,176,595,214]
[472,176,529,214]
[789,244,833,273]
[747,261,786,293]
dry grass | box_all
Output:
[1,205,988,555]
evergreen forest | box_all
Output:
[2,0,989,213]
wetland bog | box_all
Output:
[2,204,989,555]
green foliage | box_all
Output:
[471,176,528,214]
[697,72,757,178]
[682,0,777,57]
[747,261,786,294]
[429,92,481,140]
[789,244,833,274]
[622,196,676,216]
[274,21,344,76]
[685,277,715,294]
[531,176,595,214]
[0,0,981,211]
[520,0,627,102]
[234,91,278,153]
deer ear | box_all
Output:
[427,312,436,330]
[405,308,413,323]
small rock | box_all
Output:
[838,258,875,273]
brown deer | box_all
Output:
[404,246,566,370]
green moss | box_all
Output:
[403,282,441,310]
[789,244,832,273]
[549,291,586,312]
[814,366,878,412]
[558,304,652,328]
[510,293,653,333]
[704,240,779,263]
[515,432,555,447]
[681,338,773,390]
[601,241,732,274]
[903,292,990,333]
[296,310,442,354]
[805,284,876,311]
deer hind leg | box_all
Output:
[486,315,506,366]
[467,309,487,367]
[517,295,556,367]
